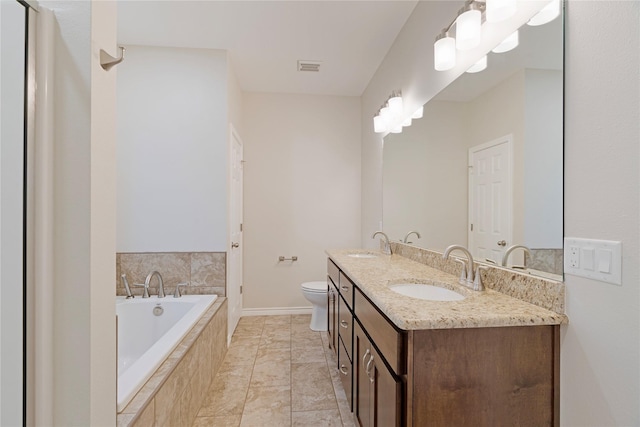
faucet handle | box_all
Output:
[133,283,150,298]
[473,266,489,291]
[174,282,189,298]
[453,259,468,284]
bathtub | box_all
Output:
[116,294,218,412]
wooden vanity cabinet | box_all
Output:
[327,259,340,354]
[328,258,561,426]
[354,321,402,427]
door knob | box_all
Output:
[231,242,239,248]
[497,240,506,247]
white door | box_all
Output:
[228,125,244,342]
[468,136,512,264]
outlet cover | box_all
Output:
[564,238,622,285]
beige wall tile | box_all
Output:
[119,252,191,296]
[191,252,225,287]
[130,399,154,427]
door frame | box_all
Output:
[467,134,514,261]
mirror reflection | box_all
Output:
[383,16,563,279]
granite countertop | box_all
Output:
[326,248,568,331]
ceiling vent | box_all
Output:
[297,60,321,72]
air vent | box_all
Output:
[297,60,321,72]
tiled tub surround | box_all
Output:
[327,245,566,330]
[117,252,226,297]
[527,248,564,275]
[117,298,228,427]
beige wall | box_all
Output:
[364,1,640,424]
[243,92,361,310]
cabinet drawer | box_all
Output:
[338,272,354,310]
[338,296,353,358]
[355,288,405,376]
[338,337,353,409]
[328,258,340,288]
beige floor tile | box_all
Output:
[259,329,291,349]
[250,347,291,387]
[264,315,291,325]
[192,415,242,427]
[223,338,260,366]
[233,322,264,338]
[291,362,337,412]
[240,385,291,427]
[292,409,343,427]
[197,364,252,417]
[291,343,328,364]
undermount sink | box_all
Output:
[389,284,465,301]
[348,253,378,259]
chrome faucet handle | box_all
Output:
[133,282,150,298]
[454,259,468,284]
[145,271,165,298]
[173,282,189,298]
[473,266,489,291]
[121,274,134,299]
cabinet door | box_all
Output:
[355,322,402,427]
[327,278,338,355]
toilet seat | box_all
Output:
[301,281,327,293]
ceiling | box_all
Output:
[117,1,418,97]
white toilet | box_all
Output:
[301,281,328,331]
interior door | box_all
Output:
[228,125,244,342]
[468,136,512,264]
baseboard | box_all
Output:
[242,306,312,316]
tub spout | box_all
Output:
[145,271,165,298]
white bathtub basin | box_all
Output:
[389,284,464,301]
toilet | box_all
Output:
[301,281,328,331]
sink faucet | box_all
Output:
[145,271,165,298]
[403,231,421,244]
[502,244,533,268]
[443,244,485,291]
[372,231,392,255]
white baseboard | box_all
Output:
[242,306,312,316]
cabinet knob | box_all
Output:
[341,286,349,292]
[339,364,349,376]
[340,320,348,329]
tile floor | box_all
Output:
[192,314,355,427]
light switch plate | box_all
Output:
[564,238,622,285]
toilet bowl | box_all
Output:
[301,281,328,331]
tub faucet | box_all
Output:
[502,244,533,268]
[443,244,484,291]
[145,271,165,298]
[120,274,134,299]
[372,231,392,255]
[403,231,421,244]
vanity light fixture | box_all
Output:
[527,0,560,26]
[373,92,424,134]
[466,55,487,73]
[492,30,519,53]
[433,0,559,72]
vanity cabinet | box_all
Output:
[328,257,561,427]
[354,321,402,427]
[327,277,338,354]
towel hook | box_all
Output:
[100,46,125,71]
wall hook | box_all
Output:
[100,46,125,71]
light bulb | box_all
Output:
[411,106,424,119]
[456,6,482,51]
[402,117,412,127]
[466,55,487,73]
[492,30,519,53]
[388,94,403,118]
[434,32,456,71]
[486,0,517,23]
[390,125,403,134]
[527,0,560,26]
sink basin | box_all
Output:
[389,284,465,301]
[348,253,378,259]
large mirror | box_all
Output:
[383,13,563,280]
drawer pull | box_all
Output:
[366,353,375,383]
[340,285,349,292]
[362,348,371,366]
[340,320,349,329]
[339,364,349,376]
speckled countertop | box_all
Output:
[326,249,568,331]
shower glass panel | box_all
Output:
[0,0,27,424]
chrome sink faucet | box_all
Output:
[145,270,165,298]
[403,231,421,244]
[502,244,533,268]
[443,244,485,291]
[372,231,392,255]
